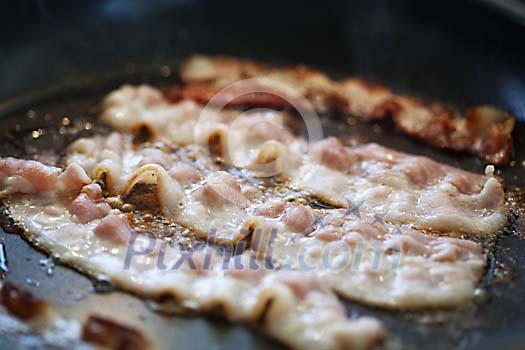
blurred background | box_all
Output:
[1,0,524,121]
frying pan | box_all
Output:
[1,0,524,349]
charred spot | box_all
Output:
[82,315,151,350]
[256,297,274,326]
[94,171,108,195]
[208,132,223,158]
[1,282,50,321]
[146,292,189,316]
[309,198,337,210]
[133,125,153,145]
[373,99,403,120]
[205,303,229,319]
[123,183,159,213]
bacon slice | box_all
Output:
[98,88,507,237]
[175,54,337,114]
[177,55,515,164]
[337,80,515,164]
[268,207,487,309]
[249,199,487,308]
[292,141,507,236]
[386,96,514,165]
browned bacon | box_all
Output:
[336,79,396,120]
[82,315,151,350]
[171,54,337,113]
[0,282,56,325]
[165,84,303,111]
[388,99,515,165]
[176,55,516,164]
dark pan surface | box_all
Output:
[1,1,524,349]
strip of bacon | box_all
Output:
[174,54,338,114]
[165,84,305,111]
[340,84,516,165]
[292,140,507,236]
[260,204,487,309]
[175,55,516,164]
